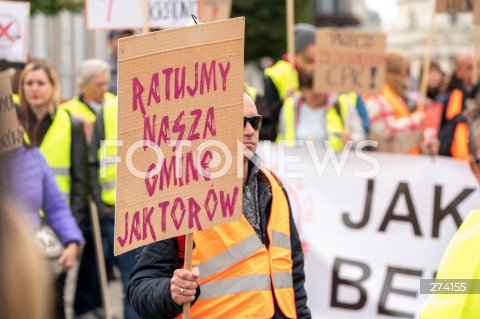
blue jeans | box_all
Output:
[74,218,138,319]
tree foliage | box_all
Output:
[231,0,314,61]
[11,0,83,16]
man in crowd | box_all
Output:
[107,30,134,95]
[127,91,311,319]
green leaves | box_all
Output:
[232,0,314,61]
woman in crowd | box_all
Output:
[18,60,87,319]
[364,49,425,153]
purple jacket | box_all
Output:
[3,146,83,245]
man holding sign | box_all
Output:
[127,92,311,319]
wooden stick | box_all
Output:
[182,233,194,319]
[89,199,112,319]
[419,6,437,111]
[473,26,478,86]
[287,0,295,90]
[142,0,149,34]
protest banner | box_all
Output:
[114,17,245,256]
[256,143,480,318]
[314,28,386,94]
[436,0,473,13]
[199,0,232,22]
[85,0,198,30]
[0,71,22,153]
[0,1,29,65]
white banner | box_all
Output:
[85,0,198,30]
[0,1,29,63]
[257,142,480,319]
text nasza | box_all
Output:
[117,59,238,247]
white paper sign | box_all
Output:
[257,143,480,318]
[86,0,198,30]
[0,1,29,63]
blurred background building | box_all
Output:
[388,0,475,85]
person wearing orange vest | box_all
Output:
[419,103,480,318]
[128,92,311,319]
[364,50,424,153]
[438,53,474,161]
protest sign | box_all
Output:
[436,0,473,13]
[256,143,480,318]
[114,18,245,255]
[199,0,232,22]
[0,71,22,153]
[85,0,198,30]
[314,28,386,94]
[0,1,29,64]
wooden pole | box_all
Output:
[182,233,194,319]
[287,0,295,89]
[142,0,149,34]
[89,199,112,319]
[419,6,437,111]
[473,26,478,86]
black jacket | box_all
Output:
[127,167,311,319]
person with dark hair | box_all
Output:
[277,69,365,148]
[107,30,134,95]
[261,23,317,141]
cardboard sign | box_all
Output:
[0,72,22,153]
[114,18,245,255]
[314,28,386,94]
[200,0,232,22]
[85,0,199,30]
[436,0,473,13]
[0,1,29,63]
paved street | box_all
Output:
[65,264,124,319]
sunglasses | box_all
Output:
[244,115,262,130]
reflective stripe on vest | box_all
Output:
[446,89,463,121]
[451,122,469,161]
[277,95,346,150]
[33,109,72,202]
[184,167,296,319]
[99,98,118,206]
[264,60,298,100]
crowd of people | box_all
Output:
[0,22,480,319]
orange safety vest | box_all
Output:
[177,167,296,319]
[445,89,463,122]
[451,122,469,161]
[382,84,420,154]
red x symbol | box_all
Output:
[212,6,219,21]
[107,0,114,22]
[0,21,14,43]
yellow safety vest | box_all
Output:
[245,83,258,101]
[264,60,299,100]
[277,93,357,150]
[60,92,116,123]
[12,93,19,105]
[178,167,296,319]
[24,109,72,202]
[420,210,480,319]
[98,98,118,206]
